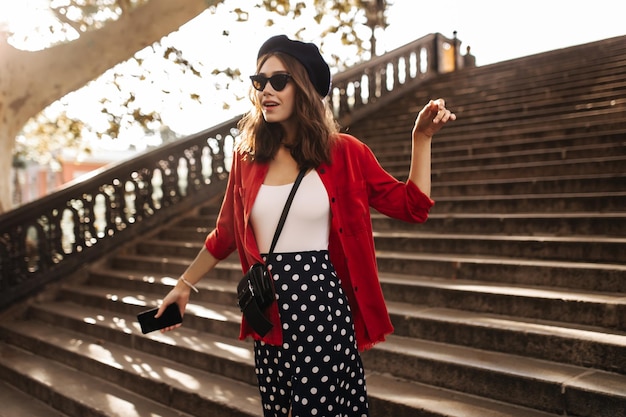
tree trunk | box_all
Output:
[0,0,219,213]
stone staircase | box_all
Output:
[1,35,625,417]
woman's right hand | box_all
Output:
[413,98,456,140]
[155,284,190,332]
[154,247,219,332]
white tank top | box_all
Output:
[251,170,330,254]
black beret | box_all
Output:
[257,35,332,98]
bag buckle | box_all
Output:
[237,281,255,311]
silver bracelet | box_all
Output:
[180,277,199,293]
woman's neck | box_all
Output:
[280,118,297,145]
[265,147,300,185]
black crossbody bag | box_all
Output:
[237,168,307,336]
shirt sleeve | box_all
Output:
[204,153,239,260]
[360,139,434,222]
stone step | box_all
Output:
[87,262,239,295]
[421,50,626,95]
[375,250,626,293]
[386,76,626,118]
[379,140,626,168]
[51,286,242,339]
[172,215,218,229]
[104,244,626,295]
[0,381,70,417]
[436,133,626,160]
[88,260,626,336]
[430,191,626,213]
[365,373,556,417]
[108,252,241,282]
[0,343,202,417]
[376,96,626,139]
[386,303,626,374]
[362,334,626,417]
[90,256,240,288]
[135,230,626,265]
[135,240,206,260]
[424,173,626,196]
[15,298,626,416]
[84,267,243,316]
[0,313,563,417]
[372,130,626,160]
[372,230,626,264]
[19,301,252,382]
[81,269,626,374]
[420,155,625,181]
[191,189,624,214]
[61,274,626,373]
[169,211,626,239]
[25,294,622,417]
[194,189,620,221]
[362,107,626,151]
[109,252,191,277]
[303,117,626,166]
[169,211,626,238]
[378,272,626,331]
[47,262,626,363]
[373,212,626,237]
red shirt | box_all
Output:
[205,133,434,351]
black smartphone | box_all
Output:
[137,303,183,334]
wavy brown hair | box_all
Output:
[236,52,339,169]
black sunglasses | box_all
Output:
[250,73,292,92]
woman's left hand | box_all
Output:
[413,98,456,139]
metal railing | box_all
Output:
[0,32,458,309]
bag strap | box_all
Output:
[268,168,307,255]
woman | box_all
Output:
[156,34,455,417]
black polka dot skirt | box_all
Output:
[254,250,369,417]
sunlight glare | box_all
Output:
[142,274,157,284]
[163,367,200,390]
[136,361,161,380]
[104,394,141,417]
[83,314,105,325]
[186,304,228,321]
[30,366,54,385]
[121,295,148,306]
[161,276,178,286]
[0,0,77,50]
[112,316,134,334]
[87,343,123,370]
[214,341,252,360]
